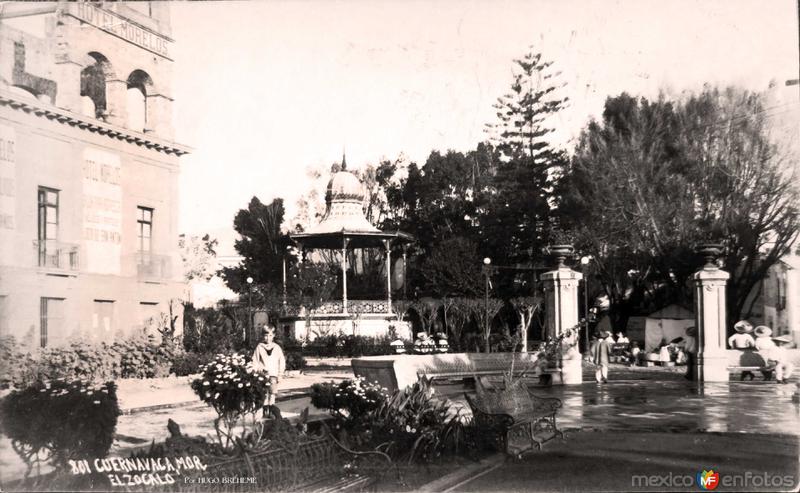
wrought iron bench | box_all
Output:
[464,381,564,459]
[148,429,393,493]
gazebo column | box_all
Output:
[342,237,350,314]
[384,239,392,314]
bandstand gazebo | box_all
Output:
[284,160,414,340]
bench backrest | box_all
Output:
[469,378,536,415]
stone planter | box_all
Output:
[547,244,575,268]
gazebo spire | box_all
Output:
[341,148,347,171]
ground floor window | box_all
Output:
[40,297,64,347]
[92,300,115,338]
[139,301,160,333]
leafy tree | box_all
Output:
[559,87,800,328]
[485,47,569,165]
[509,295,543,352]
[466,298,504,353]
[179,234,219,282]
[221,197,290,294]
[419,237,483,297]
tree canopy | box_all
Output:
[559,87,800,328]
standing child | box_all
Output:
[252,325,286,419]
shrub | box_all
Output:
[310,377,388,437]
[115,334,175,379]
[191,353,269,448]
[0,380,120,475]
[171,351,214,376]
[285,351,306,371]
[371,377,468,463]
[0,336,38,389]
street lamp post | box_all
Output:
[483,257,491,350]
[246,276,253,345]
[580,256,591,351]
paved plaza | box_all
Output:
[2,364,798,489]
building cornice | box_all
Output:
[0,91,191,156]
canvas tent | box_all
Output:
[644,304,695,352]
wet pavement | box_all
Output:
[2,364,799,485]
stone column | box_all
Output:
[145,93,174,139]
[693,245,730,382]
[541,269,582,340]
[104,78,128,127]
[383,239,392,314]
[541,249,583,385]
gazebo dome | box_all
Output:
[326,169,365,204]
[291,153,413,249]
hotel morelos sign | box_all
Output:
[67,2,172,59]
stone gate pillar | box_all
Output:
[693,244,730,382]
[542,247,583,384]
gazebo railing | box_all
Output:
[283,300,391,316]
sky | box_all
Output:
[170,0,800,247]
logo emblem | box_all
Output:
[697,470,720,490]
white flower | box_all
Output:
[406,425,411,432]
[238,383,243,388]
[203,381,210,386]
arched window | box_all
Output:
[80,52,112,119]
[126,70,153,132]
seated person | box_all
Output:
[659,342,671,364]
[616,332,630,344]
[766,335,795,384]
[629,341,642,366]
[754,326,777,380]
[729,320,756,380]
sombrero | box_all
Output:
[733,320,753,334]
[754,326,772,338]
[599,330,612,338]
[772,335,792,344]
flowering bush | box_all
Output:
[0,379,120,476]
[310,377,388,435]
[370,377,467,463]
[191,353,269,447]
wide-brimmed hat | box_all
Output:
[772,335,792,345]
[733,320,753,334]
[686,326,697,337]
[599,330,612,338]
[754,326,772,338]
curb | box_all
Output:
[120,387,312,414]
[417,454,505,492]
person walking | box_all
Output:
[252,324,286,419]
[683,326,697,381]
[729,320,756,380]
[592,330,612,383]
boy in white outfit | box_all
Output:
[252,325,286,419]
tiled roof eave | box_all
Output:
[0,91,191,156]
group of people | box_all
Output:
[589,321,794,384]
[729,320,794,384]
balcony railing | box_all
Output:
[33,240,80,271]
[134,252,172,280]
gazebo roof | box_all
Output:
[291,230,414,249]
[289,160,413,250]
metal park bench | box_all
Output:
[464,380,564,459]
[157,429,394,493]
